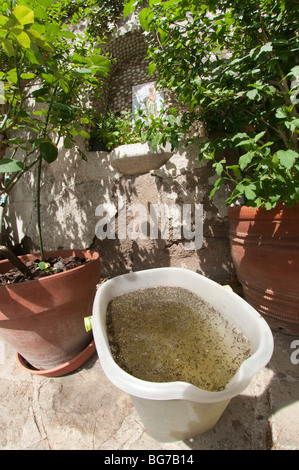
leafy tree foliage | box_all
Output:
[0,0,110,266]
[126,0,299,208]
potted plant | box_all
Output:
[0,1,110,375]
[92,109,175,174]
[91,110,144,151]
[127,0,299,334]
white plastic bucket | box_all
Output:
[91,268,274,442]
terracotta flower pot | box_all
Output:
[0,249,101,373]
[228,204,299,335]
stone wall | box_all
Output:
[6,139,235,284]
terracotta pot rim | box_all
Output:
[0,249,100,286]
[16,339,96,377]
[228,203,299,220]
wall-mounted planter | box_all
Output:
[108,142,173,175]
[89,137,107,152]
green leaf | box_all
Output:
[0,14,9,26]
[2,39,15,57]
[289,66,299,78]
[32,86,48,98]
[60,29,76,40]
[77,146,88,162]
[239,151,255,170]
[79,130,90,138]
[214,161,224,176]
[69,128,78,137]
[28,29,53,52]
[41,73,56,84]
[139,8,154,31]
[12,6,34,25]
[275,107,288,119]
[244,183,256,200]
[72,67,93,75]
[124,0,137,18]
[246,89,258,100]
[37,261,50,271]
[148,61,156,78]
[276,150,298,169]
[52,102,75,113]
[151,133,160,150]
[253,131,266,143]
[64,134,73,149]
[0,159,24,173]
[58,79,69,93]
[227,165,241,179]
[209,177,225,199]
[72,52,87,64]
[149,0,161,6]
[39,140,58,164]
[11,29,31,49]
[88,55,110,68]
[260,42,273,54]
[20,72,36,79]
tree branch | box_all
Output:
[0,244,32,277]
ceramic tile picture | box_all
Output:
[132,82,164,123]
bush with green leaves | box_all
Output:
[0,0,110,273]
[93,111,145,150]
[125,0,299,209]
[93,108,186,151]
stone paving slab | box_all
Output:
[0,331,298,450]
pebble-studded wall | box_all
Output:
[102,29,159,115]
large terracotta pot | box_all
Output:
[0,249,101,372]
[228,204,299,335]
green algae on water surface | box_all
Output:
[106,286,251,392]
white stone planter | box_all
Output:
[108,141,173,175]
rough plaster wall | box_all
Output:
[6,139,234,284]
[92,146,234,283]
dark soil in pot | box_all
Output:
[0,255,91,286]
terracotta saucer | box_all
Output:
[16,340,96,377]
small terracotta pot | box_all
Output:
[0,249,101,371]
[228,204,299,335]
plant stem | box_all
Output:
[0,244,32,277]
[36,85,58,261]
[36,155,44,260]
[0,204,4,246]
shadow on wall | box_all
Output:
[6,140,235,285]
[90,160,235,284]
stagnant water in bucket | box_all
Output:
[106,286,252,392]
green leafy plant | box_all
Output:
[93,108,186,152]
[125,0,299,209]
[134,107,189,151]
[0,0,110,275]
[93,111,146,150]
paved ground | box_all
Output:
[0,330,298,450]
